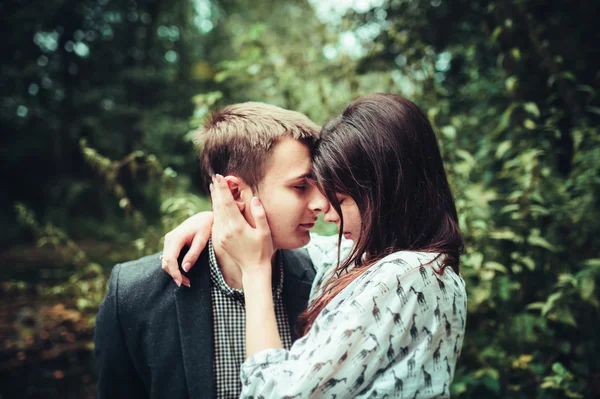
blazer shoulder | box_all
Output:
[106,252,178,318]
[281,248,315,282]
[109,248,211,311]
[114,252,170,293]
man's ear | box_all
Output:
[223,175,247,212]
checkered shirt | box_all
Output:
[208,239,293,399]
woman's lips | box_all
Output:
[299,223,315,229]
[343,232,352,239]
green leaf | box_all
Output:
[520,256,535,272]
[496,140,512,159]
[500,204,519,214]
[214,70,229,82]
[441,125,457,139]
[524,119,536,130]
[490,229,523,243]
[552,362,569,376]
[466,252,484,269]
[484,261,508,273]
[523,102,541,118]
[456,149,476,166]
[529,205,550,216]
[585,106,600,116]
[526,302,544,311]
[452,382,467,395]
[118,198,130,209]
[548,71,576,87]
[547,308,577,327]
[506,76,518,93]
[510,48,521,61]
[579,277,595,301]
[492,103,519,136]
[584,258,600,267]
[527,235,556,252]
[491,26,503,42]
[542,292,562,316]
[482,375,501,393]
[541,380,557,389]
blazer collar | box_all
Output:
[173,247,315,395]
[174,249,214,398]
[281,248,315,341]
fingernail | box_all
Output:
[183,262,190,272]
[209,183,214,192]
[184,282,191,288]
[174,279,181,287]
[216,174,223,182]
[251,196,261,206]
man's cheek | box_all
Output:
[263,210,275,231]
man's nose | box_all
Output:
[309,188,329,214]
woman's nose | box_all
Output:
[323,206,339,224]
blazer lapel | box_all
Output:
[281,248,316,341]
[175,249,214,398]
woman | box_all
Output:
[164,93,465,398]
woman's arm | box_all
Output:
[160,212,213,287]
[243,271,283,356]
[210,175,282,356]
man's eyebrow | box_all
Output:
[286,172,314,182]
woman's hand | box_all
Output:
[211,175,275,280]
[211,175,281,356]
[161,211,214,287]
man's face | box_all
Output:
[244,137,328,249]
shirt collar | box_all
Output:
[208,237,284,301]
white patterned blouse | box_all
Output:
[239,234,467,398]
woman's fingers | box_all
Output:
[161,211,214,287]
[211,175,247,235]
[215,174,246,222]
[250,197,270,238]
[161,253,189,287]
[181,230,210,273]
[209,176,275,277]
[162,231,188,287]
[210,175,223,225]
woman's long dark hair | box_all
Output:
[298,93,463,336]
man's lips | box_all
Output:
[299,222,315,229]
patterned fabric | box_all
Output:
[240,234,467,398]
[208,238,292,399]
[305,233,354,303]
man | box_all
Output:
[94,103,328,398]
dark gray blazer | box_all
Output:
[94,248,315,399]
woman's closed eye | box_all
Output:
[336,194,348,204]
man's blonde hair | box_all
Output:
[197,102,320,190]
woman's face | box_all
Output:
[323,193,361,240]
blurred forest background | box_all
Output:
[1,0,599,397]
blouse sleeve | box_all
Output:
[240,251,465,398]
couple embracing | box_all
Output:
[94,94,466,398]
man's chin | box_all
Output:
[274,232,311,250]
